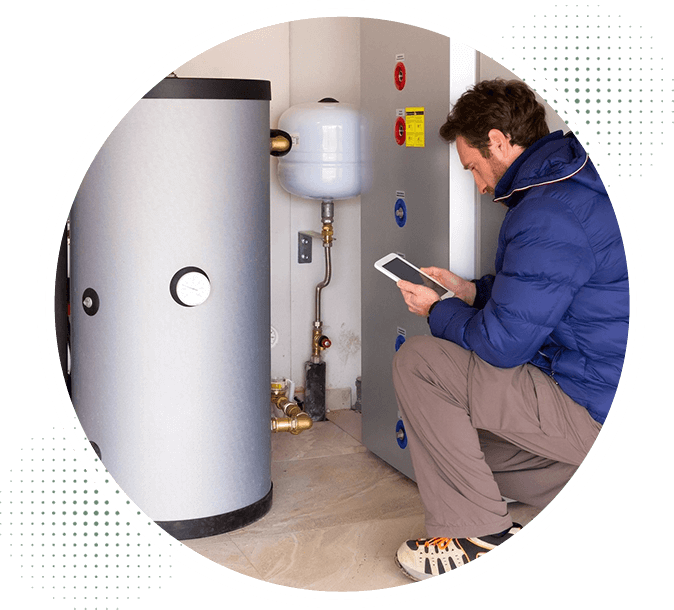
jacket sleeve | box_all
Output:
[472,275,495,310]
[428,196,596,368]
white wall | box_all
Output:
[176,18,362,404]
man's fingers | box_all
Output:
[397,280,418,293]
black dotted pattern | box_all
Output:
[500,11,672,181]
[1,426,184,607]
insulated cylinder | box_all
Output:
[69,77,272,539]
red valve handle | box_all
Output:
[319,336,332,349]
[395,116,406,146]
[394,62,406,91]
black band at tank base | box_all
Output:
[155,484,273,541]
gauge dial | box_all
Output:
[170,267,211,307]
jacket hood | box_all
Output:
[494,131,593,207]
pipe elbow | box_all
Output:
[270,381,313,434]
[271,412,313,435]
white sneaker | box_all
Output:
[395,524,522,581]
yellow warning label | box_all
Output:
[405,107,425,148]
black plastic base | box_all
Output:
[305,361,326,421]
[155,484,273,541]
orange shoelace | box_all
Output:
[423,537,452,550]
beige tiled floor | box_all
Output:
[181,409,541,591]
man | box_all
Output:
[392,79,628,581]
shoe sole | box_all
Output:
[394,556,426,582]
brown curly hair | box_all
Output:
[440,79,549,152]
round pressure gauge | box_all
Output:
[170,267,211,307]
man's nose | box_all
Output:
[475,176,489,195]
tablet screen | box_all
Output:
[383,258,448,297]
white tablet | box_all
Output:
[374,253,454,300]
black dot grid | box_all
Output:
[1,426,188,607]
[501,5,672,184]
[15,5,660,608]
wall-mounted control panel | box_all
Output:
[360,21,454,480]
[360,36,536,481]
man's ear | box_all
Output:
[487,129,510,153]
[488,129,522,164]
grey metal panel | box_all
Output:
[360,20,450,480]
[70,96,271,521]
[360,42,568,481]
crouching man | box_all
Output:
[393,79,628,581]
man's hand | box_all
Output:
[420,267,476,306]
[397,281,440,317]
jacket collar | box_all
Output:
[493,131,589,207]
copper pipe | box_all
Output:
[312,199,334,363]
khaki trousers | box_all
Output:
[392,335,602,539]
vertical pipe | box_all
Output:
[305,199,334,421]
[314,238,333,328]
[313,199,334,329]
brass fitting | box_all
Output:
[270,381,313,435]
[270,134,291,154]
[271,412,313,435]
[270,129,292,156]
[321,221,334,245]
[271,393,303,418]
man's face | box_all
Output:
[456,135,510,196]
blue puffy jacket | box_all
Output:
[429,131,629,424]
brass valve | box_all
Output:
[311,327,332,359]
[271,380,313,435]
